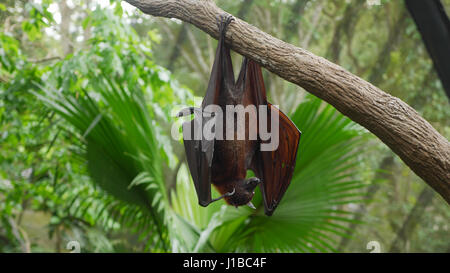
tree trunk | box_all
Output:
[123,0,450,204]
[327,0,365,63]
[58,1,73,56]
[283,0,310,41]
[368,9,408,84]
[338,155,395,251]
[389,187,435,252]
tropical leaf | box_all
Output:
[34,74,170,250]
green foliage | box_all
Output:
[31,3,193,251]
[0,33,20,73]
[1,0,448,253]
[35,75,170,249]
[21,1,54,41]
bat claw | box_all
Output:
[216,14,234,35]
[225,187,236,197]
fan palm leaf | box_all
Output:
[33,75,170,250]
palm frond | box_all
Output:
[34,75,170,250]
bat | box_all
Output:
[177,15,301,216]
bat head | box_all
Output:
[225,177,260,207]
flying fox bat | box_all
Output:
[177,16,301,216]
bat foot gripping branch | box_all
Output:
[216,14,234,34]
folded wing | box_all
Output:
[243,59,301,216]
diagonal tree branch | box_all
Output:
[123,0,450,204]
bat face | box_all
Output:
[221,177,260,207]
[178,15,301,216]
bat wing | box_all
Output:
[202,16,235,108]
[182,118,212,206]
[182,16,235,206]
[242,59,301,216]
[258,104,301,215]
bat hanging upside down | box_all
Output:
[177,15,301,216]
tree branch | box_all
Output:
[123,0,450,204]
[29,56,62,63]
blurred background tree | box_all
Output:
[0,0,448,252]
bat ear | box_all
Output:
[247,202,256,209]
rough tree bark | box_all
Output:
[123,0,450,204]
